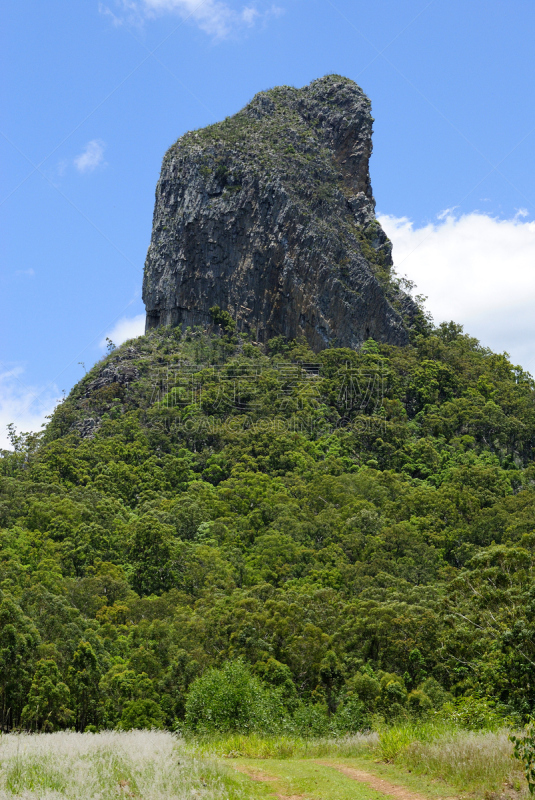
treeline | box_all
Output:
[1,322,534,732]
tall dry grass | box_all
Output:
[396,727,528,796]
[0,730,246,800]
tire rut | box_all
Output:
[230,764,307,800]
[315,760,436,800]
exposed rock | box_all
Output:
[74,417,100,439]
[143,75,415,351]
[84,356,139,396]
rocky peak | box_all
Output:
[142,75,414,350]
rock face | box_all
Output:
[143,75,414,351]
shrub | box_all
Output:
[291,702,330,737]
[511,721,535,794]
[331,696,367,734]
[209,306,236,332]
[379,674,408,719]
[419,676,451,709]
[349,672,381,712]
[407,689,433,716]
[184,660,285,735]
[119,698,165,730]
[440,696,506,730]
[254,658,298,710]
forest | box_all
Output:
[1,317,535,734]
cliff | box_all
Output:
[142,75,415,350]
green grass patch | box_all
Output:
[191,725,531,799]
[318,757,459,799]
[230,758,394,800]
[191,731,377,759]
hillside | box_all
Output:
[1,322,535,732]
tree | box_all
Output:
[127,514,177,596]
[22,659,73,731]
[119,699,164,730]
[209,305,236,332]
[99,665,160,728]
[0,594,40,730]
[319,650,344,713]
[68,641,101,731]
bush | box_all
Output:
[254,657,298,710]
[291,703,330,737]
[378,674,408,720]
[184,660,285,735]
[510,721,535,794]
[440,696,506,730]
[419,677,451,709]
[349,672,381,712]
[209,306,236,332]
[331,696,367,734]
[407,689,433,716]
[119,699,165,730]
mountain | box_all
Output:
[1,77,535,735]
[1,321,535,732]
[142,75,416,351]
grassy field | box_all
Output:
[0,730,261,800]
[194,725,530,799]
[0,727,529,799]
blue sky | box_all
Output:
[2,0,535,445]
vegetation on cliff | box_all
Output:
[1,321,535,734]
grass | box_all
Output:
[0,730,266,800]
[230,758,402,800]
[191,730,378,759]
[191,724,531,799]
[0,726,529,800]
[401,728,528,795]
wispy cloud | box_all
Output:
[14,268,35,277]
[379,210,535,375]
[0,367,60,450]
[99,314,146,348]
[74,140,106,173]
[100,0,280,38]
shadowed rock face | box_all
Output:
[143,75,414,350]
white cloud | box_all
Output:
[0,367,61,450]
[14,268,35,276]
[379,210,535,375]
[98,1,128,25]
[241,6,259,24]
[99,314,146,349]
[144,0,234,36]
[74,140,106,173]
[101,0,274,38]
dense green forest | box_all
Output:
[1,319,535,733]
